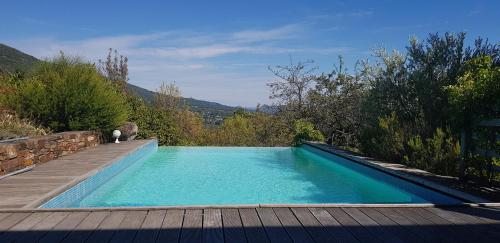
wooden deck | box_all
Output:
[0,140,151,208]
[0,206,498,243]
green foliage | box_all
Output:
[446,55,500,124]
[403,128,460,175]
[360,112,405,162]
[307,56,367,147]
[359,33,499,180]
[292,119,324,146]
[202,111,293,146]
[126,94,180,145]
[6,54,129,133]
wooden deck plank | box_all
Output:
[406,208,470,243]
[61,211,109,243]
[85,211,127,243]
[273,207,314,243]
[179,209,203,243]
[360,208,421,243]
[157,209,184,243]
[376,208,443,243]
[221,208,246,243]
[452,206,500,233]
[343,208,404,243]
[109,210,148,243]
[38,212,89,243]
[0,212,29,232]
[256,208,292,243]
[0,207,497,242]
[291,207,335,243]
[0,213,12,223]
[452,207,500,238]
[309,208,359,243]
[239,208,270,243]
[132,210,166,243]
[0,212,51,243]
[326,208,380,243]
[16,212,69,243]
[204,209,224,243]
[426,207,500,241]
[392,208,452,243]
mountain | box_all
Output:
[0,43,238,124]
[0,44,39,74]
[126,83,237,124]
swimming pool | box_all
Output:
[41,142,461,208]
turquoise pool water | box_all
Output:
[60,145,460,207]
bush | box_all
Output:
[0,110,49,140]
[8,55,129,133]
[403,128,460,175]
[360,112,405,162]
[199,111,293,146]
[292,119,324,146]
[126,95,180,145]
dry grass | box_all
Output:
[0,110,49,140]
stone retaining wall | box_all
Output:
[0,131,99,175]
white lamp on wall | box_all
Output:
[112,130,121,144]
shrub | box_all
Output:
[126,95,180,145]
[292,119,324,146]
[360,112,405,162]
[9,55,129,133]
[403,128,460,175]
[403,135,425,168]
[199,111,293,146]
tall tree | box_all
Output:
[307,56,367,147]
[406,33,467,134]
[268,58,317,120]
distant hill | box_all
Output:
[0,44,39,74]
[126,83,237,124]
[0,43,238,124]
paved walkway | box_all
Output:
[0,206,499,243]
[0,140,150,208]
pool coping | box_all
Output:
[303,142,490,204]
[23,139,157,209]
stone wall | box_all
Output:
[0,131,99,175]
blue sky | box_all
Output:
[1,0,499,107]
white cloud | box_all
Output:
[5,23,353,106]
[232,24,303,43]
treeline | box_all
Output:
[268,33,499,181]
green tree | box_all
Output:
[307,56,367,148]
[446,55,500,176]
[10,54,129,133]
[127,94,180,145]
